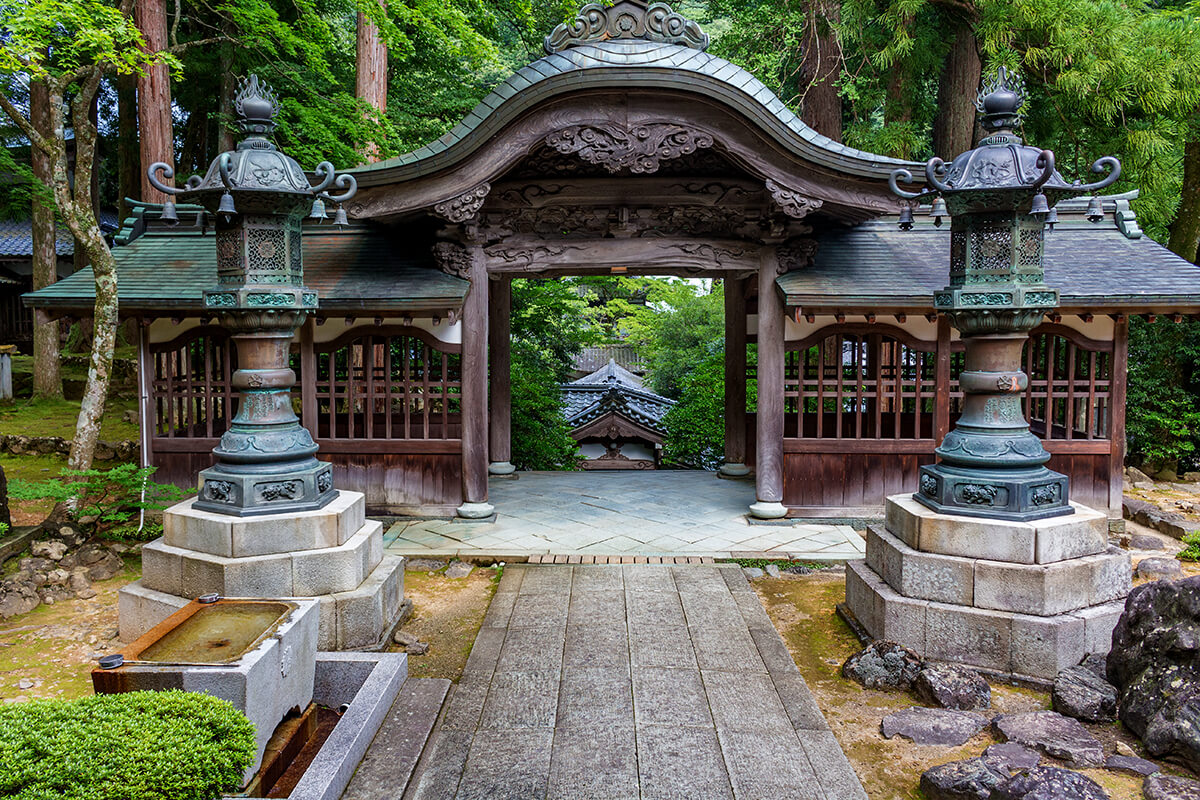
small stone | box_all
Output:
[405,641,430,656]
[1128,467,1156,484]
[990,766,1108,800]
[881,707,988,746]
[843,641,923,691]
[1137,558,1184,581]
[764,564,782,578]
[1116,742,1137,758]
[742,567,765,579]
[982,743,1041,773]
[1052,665,1118,723]
[993,711,1105,767]
[445,561,474,579]
[45,569,70,586]
[1130,534,1166,551]
[3,696,29,704]
[30,540,67,560]
[919,757,1006,800]
[75,588,97,600]
[17,679,33,690]
[393,630,420,646]
[785,564,813,575]
[405,558,447,572]
[1144,773,1200,800]
[914,662,991,711]
[68,573,90,592]
[1103,754,1158,776]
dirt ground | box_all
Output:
[754,570,1198,800]
[388,564,499,682]
[0,557,140,703]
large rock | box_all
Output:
[1102,754,1158,776]
[914,662,992,711]
[988,766,1108,800]
[30,540,67,561]
[881,707,989,746]
[992,711,1105,767]
[920,758,1007,800]
[1137,558,1185,581]
[1143,773,1200,800]
[842,641,923,691]
[1107,576,1200,772]
[981,743,1040,773]
[1051,665,1117,723]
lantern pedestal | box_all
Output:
[842,494,1130,682]
[118,490,406,651]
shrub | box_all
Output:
[0,690,256,800]
[1179,531,1200,563]
[7,464,186,536]
[662,348,726,469]
[510,342,580,471]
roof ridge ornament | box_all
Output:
[544,0,709,54]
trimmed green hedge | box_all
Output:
[0,690,256,800]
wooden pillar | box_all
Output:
[751,251,787,518]
[934,314,952,444]
[300,318,316,438]
[136,0,174,204]
[720,275,749,476]
[458,246,492,517]
[488,275,514,474]
[1107,315,1129,512]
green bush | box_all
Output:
[1179,531,1200,563]
[662,348,726,469]
[7,464,186,537]
[0,690,256,800]
[510,342,581,471]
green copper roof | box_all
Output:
[351,39,918,187]
[24,222,467,313]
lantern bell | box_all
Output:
[160,199,179,226]
[217,191,237,221]
[1086,195,1104,223]
[1030,191,1050,220]
[310,197,327,221]
[333,205,348,228]
[930,196,948,227]
[898,205,915,231]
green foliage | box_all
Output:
[661,347,726,469]
[1126,317,1200,471]
[0,690,256,800]
[8,464,187,532]
[509,341,580,470]
[1178,531,1200,562]
[632,279,725,400]
[0,522,8,536]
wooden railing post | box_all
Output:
[934,314,952,445]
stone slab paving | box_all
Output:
[398,564,867,800]
[385,472,866,561]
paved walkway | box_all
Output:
[401,564,867,800]
[385,472,865,560]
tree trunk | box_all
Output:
[932,17,982,158]
[356,3,388,162]
[218,45,236,153]
[1169,137,1200,263]
[73,92,100,274]
[885,68,912,124]
[29,79,62,400]
[800,0,842,142]
[67,226,119,473]
[136,0,173,202]
[117,72,140,220]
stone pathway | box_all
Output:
[385,472,865,561]
[400,564,866,800]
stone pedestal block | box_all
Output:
[119,501,403,650]
[846,495,1130,682]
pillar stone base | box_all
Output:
[718,462,751,478]
[457,501,495,519]
[118,490,404,651]
[488,462,516,476]
[749,501,788,520]
[843,493,1130,682]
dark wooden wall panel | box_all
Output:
[331,453,462,514]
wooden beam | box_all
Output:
[483,236,762,274]
[488,275,512,468]
[894,313,907,324]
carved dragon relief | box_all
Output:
[776,238,819,275]
[546,124,715,175]
[544,1,710,54]
[432,241,473,279]
[765,179,824,220]
[432,182,491,223]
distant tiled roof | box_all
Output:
[777,197,1200,312]
[23,206,468,313]
[0,212,121,259]
[562,359,675,434]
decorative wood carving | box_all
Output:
[766,179,824,219]
[776,238,819,274]
[483,242,590,270]
[432,241,472,279]
[433,183,491,223]
[544,1,709,54]
[511,145,738,179]
[546,124,715,175]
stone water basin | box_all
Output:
[92,597,319,785]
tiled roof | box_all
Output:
[352,39,918,187]
[562,359,675,434]
[23,214,468,313]
[0,212,122,259]
[778,199,1200,311]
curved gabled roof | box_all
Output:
[350,2,917,191]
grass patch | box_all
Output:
[392,566,499,682]
[719,557,828,571]
[0,397,139,442]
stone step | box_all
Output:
[163,489,366,557]
[886,493,1108,565]
[341,678,452,800]
[142,518,384,599]
[866,524,1131,616]
[846,559,1125,681]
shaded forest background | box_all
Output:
[4,0,1200,472]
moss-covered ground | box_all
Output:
[388,564,500,682]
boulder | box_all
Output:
[992,711,1105,767]
[1137,558,1184,581]
[1102,754,1158,776]
[1130,534,1166,551]
[85,550,124,582]
[444,561,474,579]
[30,540,68,561]
[1052,665,1118,723]
[881,707,989,746]
[48,524,87,549]
[764,564,782,578]
[981,743,1041,773]
[914,662,992,711]
[1128,467,1156,485]
[1123,498,1197,541]
[404,558,447,572]
[920,758,1007,800]
[1143,773,1200,800]
[842,641,923,691]
[0,587,39,618]
[742,567,764,579]
[1107,576,1200,773]
[988,766,1108,800]
[1185,472,1200,483]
